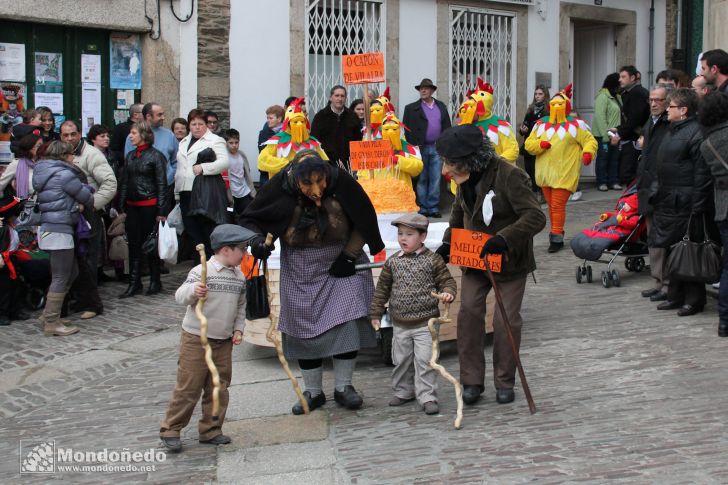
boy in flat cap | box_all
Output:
[370,213,457,415]
[160,224,257,452]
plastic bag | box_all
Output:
[167,203,184,236]
[157,221,178,265]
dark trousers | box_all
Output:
[179,191,216,258]
[618,141,641,185]
[719,220,728,325]
[232,194,254,222]
[522,153,539,193]
[70,209,103,313]
[0,266,21,318]
[126,205,159,263]
[596,139,620,186]
[457,271,526,390]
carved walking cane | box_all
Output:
[428,292,464,429]
[483,263,537,414]
[262,234,310,415]
[195,244,222,421]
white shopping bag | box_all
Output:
[167,203,184,236]
[158,221,178,265]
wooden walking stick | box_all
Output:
[262,234,310,415]
[195,244,222,421]
[483,263,537,414]
[428,292,463,429]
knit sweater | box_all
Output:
[175,257,247,339]
[370,247,457,325]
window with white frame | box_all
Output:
[305,0,384,114]
[449,5,517,122]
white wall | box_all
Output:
[398,0,438,116]
[229,0,290,181]
[526,0,667,101]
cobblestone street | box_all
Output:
[1,188,726,484]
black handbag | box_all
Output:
[141,229,158,256]
[245,258,271,320]
[666,214,722,283]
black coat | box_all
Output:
[649,117,713,248]
[636,113,670,215]
[310,106,362,168]
[617,84,650,141]
[402,98,451,146]
[120,146,169,216]
[110,119,133,164]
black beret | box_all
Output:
[435,124,483,159]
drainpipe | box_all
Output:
[648,0,655,85]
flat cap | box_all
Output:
[210,224,258,251]
[391,212,429,232]
[436,124,483,159]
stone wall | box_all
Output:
[197,0,231,129]
[0,0,149,31]
[703,0,727,53]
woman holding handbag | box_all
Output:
[33,141,95,336]
[118,121,168,298]
[698,92,728,336]
[651,88,715,316]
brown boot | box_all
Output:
[41,292,80,337]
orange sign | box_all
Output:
[449,228,502,272]
[342,52,385,84]
[349,140,393,171]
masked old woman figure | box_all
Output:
[240,150,384,414]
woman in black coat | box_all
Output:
[518,85,549,197]
[650,88,714,316]
[119,121,168,298]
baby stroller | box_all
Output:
[570,183,648,288]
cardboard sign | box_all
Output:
[349,140,392,171]
[342,52,385,84]
[449,228,502,272]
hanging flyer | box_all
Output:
[81,54,101,83]
[0,43,26,82]
[110,33,142,89]
[81,82,101,135]
[34,92,64,114]
[34,52,63,93]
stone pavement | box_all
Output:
[1,187,726,484]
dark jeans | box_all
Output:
[179,191,216,258]
[618,141,641,185]
[719,220,728,325]
[126,205,159,263]
[596,139,619,186]
[522,153,539,193]
[70,209,104,313]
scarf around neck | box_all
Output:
[15,157,36,199]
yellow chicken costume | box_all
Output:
[258,97,329,178]
[457,78,519,163]
[524,84,597,252]
[357,113,423,214]
[368,87,395,140]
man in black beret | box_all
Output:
[435,125,546,406]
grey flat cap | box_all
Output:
[391,212,429,231]
[210,224,258,251]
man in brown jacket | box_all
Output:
[435,125,546,405]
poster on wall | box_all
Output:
[81,82,101,135]
[81,54,101,84]
[34,93,64,114]
[110,33,141,89]
[0,43,26,82]
[0,82,26,124]
[34,52,63,93]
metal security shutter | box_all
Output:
[449,5,517,122]
[305,0,385,114]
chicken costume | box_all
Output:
[524,84,597,251]
[457,78,519,163]
[258,97,329,177]
[367,87,395,140]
